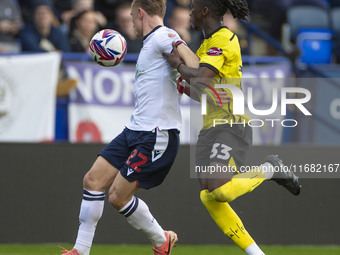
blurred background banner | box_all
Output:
[0,52,61,142]
[64,61,135,143]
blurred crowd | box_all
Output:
[0,0,202,54]
[0,0,268,56]
[1,0,339,56]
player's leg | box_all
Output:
[68,156,119,255]
[197,126,265,254]
[109,128,180,255]
[207,156,301,201]
[109,172,170,247]
[200,188,264,254]
[62,130,131,255]
[198,125,269,203]
[207,161,271,203]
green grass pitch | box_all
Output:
[1,244,340,255]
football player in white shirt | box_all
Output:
[60,1,197,255]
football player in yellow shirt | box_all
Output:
[163,0,301,254]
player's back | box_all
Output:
[196,26,249,130]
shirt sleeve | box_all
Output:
[154,28,186,54]
[199,35,228,74]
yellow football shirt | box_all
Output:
[196,26,249,130]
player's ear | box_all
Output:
[138,7,144,19]
[202,6,208,17]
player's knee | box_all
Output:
[83,171,96,190]
[200,190,211,206]
[108,191,125,210]
[210,184,236,203]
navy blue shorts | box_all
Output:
[99,127,180,189]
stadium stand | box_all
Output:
[287,6,330,40]
[330,7,340,62]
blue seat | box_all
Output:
[296,28,333,64]
[287,6,330,40]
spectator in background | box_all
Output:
[223,11,239,33]
[114,2,142,54]
[95,0,131,29]
[19,0,77,97]
[52,0,72,20]
[164,0,190,26]
[19,0,70,52]
[59,0,106,35]
[167,5,202,52]
[0,0,22,52]
[68,10,98,53]
[18,0,37,24]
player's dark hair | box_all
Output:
[201,0,249,20]
[132,0,167,18]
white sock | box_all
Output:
[244,243,265,255]
[74,189,105,255]
[260,162,274,180]
[119,196,166,247]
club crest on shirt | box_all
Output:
[207,47,223,56]
[168,33,177,38]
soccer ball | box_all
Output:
[89,29,127,67]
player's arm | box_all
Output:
[164,42,230,104]
[174,43,201,101]
[166,42,203,101]
[163,41,216,84]
[176,43,199,68]
[175,66,230,105]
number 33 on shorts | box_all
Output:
[210,143,232,160]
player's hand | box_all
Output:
[162,41,182,70]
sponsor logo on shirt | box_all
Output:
[207,47,223,56]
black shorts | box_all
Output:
[99,127,180,189]
[195,124,252,173]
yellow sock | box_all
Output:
[200,190,255,250]
[210,167,266,202]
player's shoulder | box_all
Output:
[208,26,237,43]
[155,26,180,39]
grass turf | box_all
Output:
[1,244,340,255]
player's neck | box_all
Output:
[142,15,164,37]
[202,19,223,38]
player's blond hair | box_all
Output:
[131,0,167,18]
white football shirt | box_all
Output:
[126,26,183,131]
